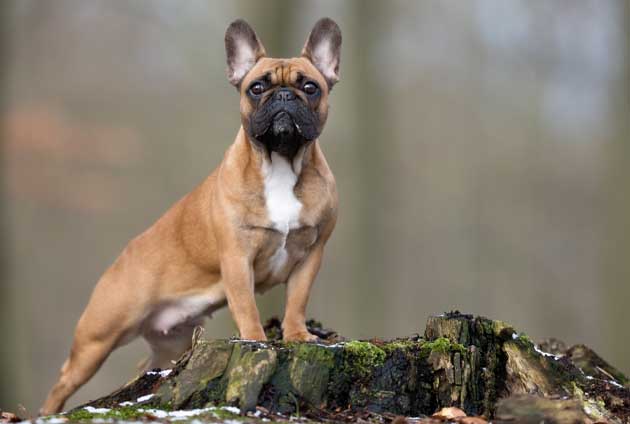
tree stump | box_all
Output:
[63,313,629,423]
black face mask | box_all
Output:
[249,89,320,159]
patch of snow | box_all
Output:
[134,406,234,421]
[146,369,172,378]
[136,394,155,403]
[221,406,241,415]
[63,404,243,422]
[318,342,344,349]
[608,379,624,388]
[533,345,562,360]
[608,380,624,388]
[167,408,214,420]
[315,342,344,348]
[586,375,625,388]
[83,407,111,414]
[230,339,269,348]
[25,419,68,424]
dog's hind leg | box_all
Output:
[41,333,118,415]
[41,269,145,415]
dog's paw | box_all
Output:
[283,330,319,342]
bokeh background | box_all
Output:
[1,0,629,414]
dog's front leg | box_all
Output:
[282,244,325,342]
[221,256,266,341]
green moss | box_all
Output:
[381,340,423,354]
[516,332,532,344]
[294,343,335,366]
[344,341,386,377]
[64,405,157,421]
[286,343,337,406]
[65,403,237,422]
[61,409,95,421]
[421,337,466,355]
[280,341,302,351]
[491,320,514,337]
[208,406,240,419]
[568,382,610,422]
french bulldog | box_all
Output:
[41,17,341,414]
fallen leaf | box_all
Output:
[0,412,21,423]
[432,407,467,420]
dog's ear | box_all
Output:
[301,18,342,89]
[225,19,266,87]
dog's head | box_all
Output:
[225,18,341,158]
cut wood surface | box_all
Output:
[11,313,629,423]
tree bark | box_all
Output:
[65,313,630,423]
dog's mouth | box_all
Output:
[255,110,306,139]
[252,110,312,158]
[255,111,301,158]
[271,111,298,139]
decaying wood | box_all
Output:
[70,313,628,423]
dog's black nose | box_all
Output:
[274,88,296,102]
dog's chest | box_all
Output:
[256,152,315,282]
[263,152,302,235]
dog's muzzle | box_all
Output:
[249,87,320,158]
[272,111,295,138]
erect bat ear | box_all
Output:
[225,19,266,87]
[301,18,342,89]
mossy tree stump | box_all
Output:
[76,313,629,422]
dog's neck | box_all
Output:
[237,126,315,176]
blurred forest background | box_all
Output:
[1,0,629,414]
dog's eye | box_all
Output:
[303,82,319,95]
[249,82,265,96]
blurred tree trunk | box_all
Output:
[605,1,630,375]
[0,0,12,408]
[350,1,390,335]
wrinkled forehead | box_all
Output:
[241,57,327,90]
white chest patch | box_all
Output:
[262,152,303,273]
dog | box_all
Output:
[41,17,341,415]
